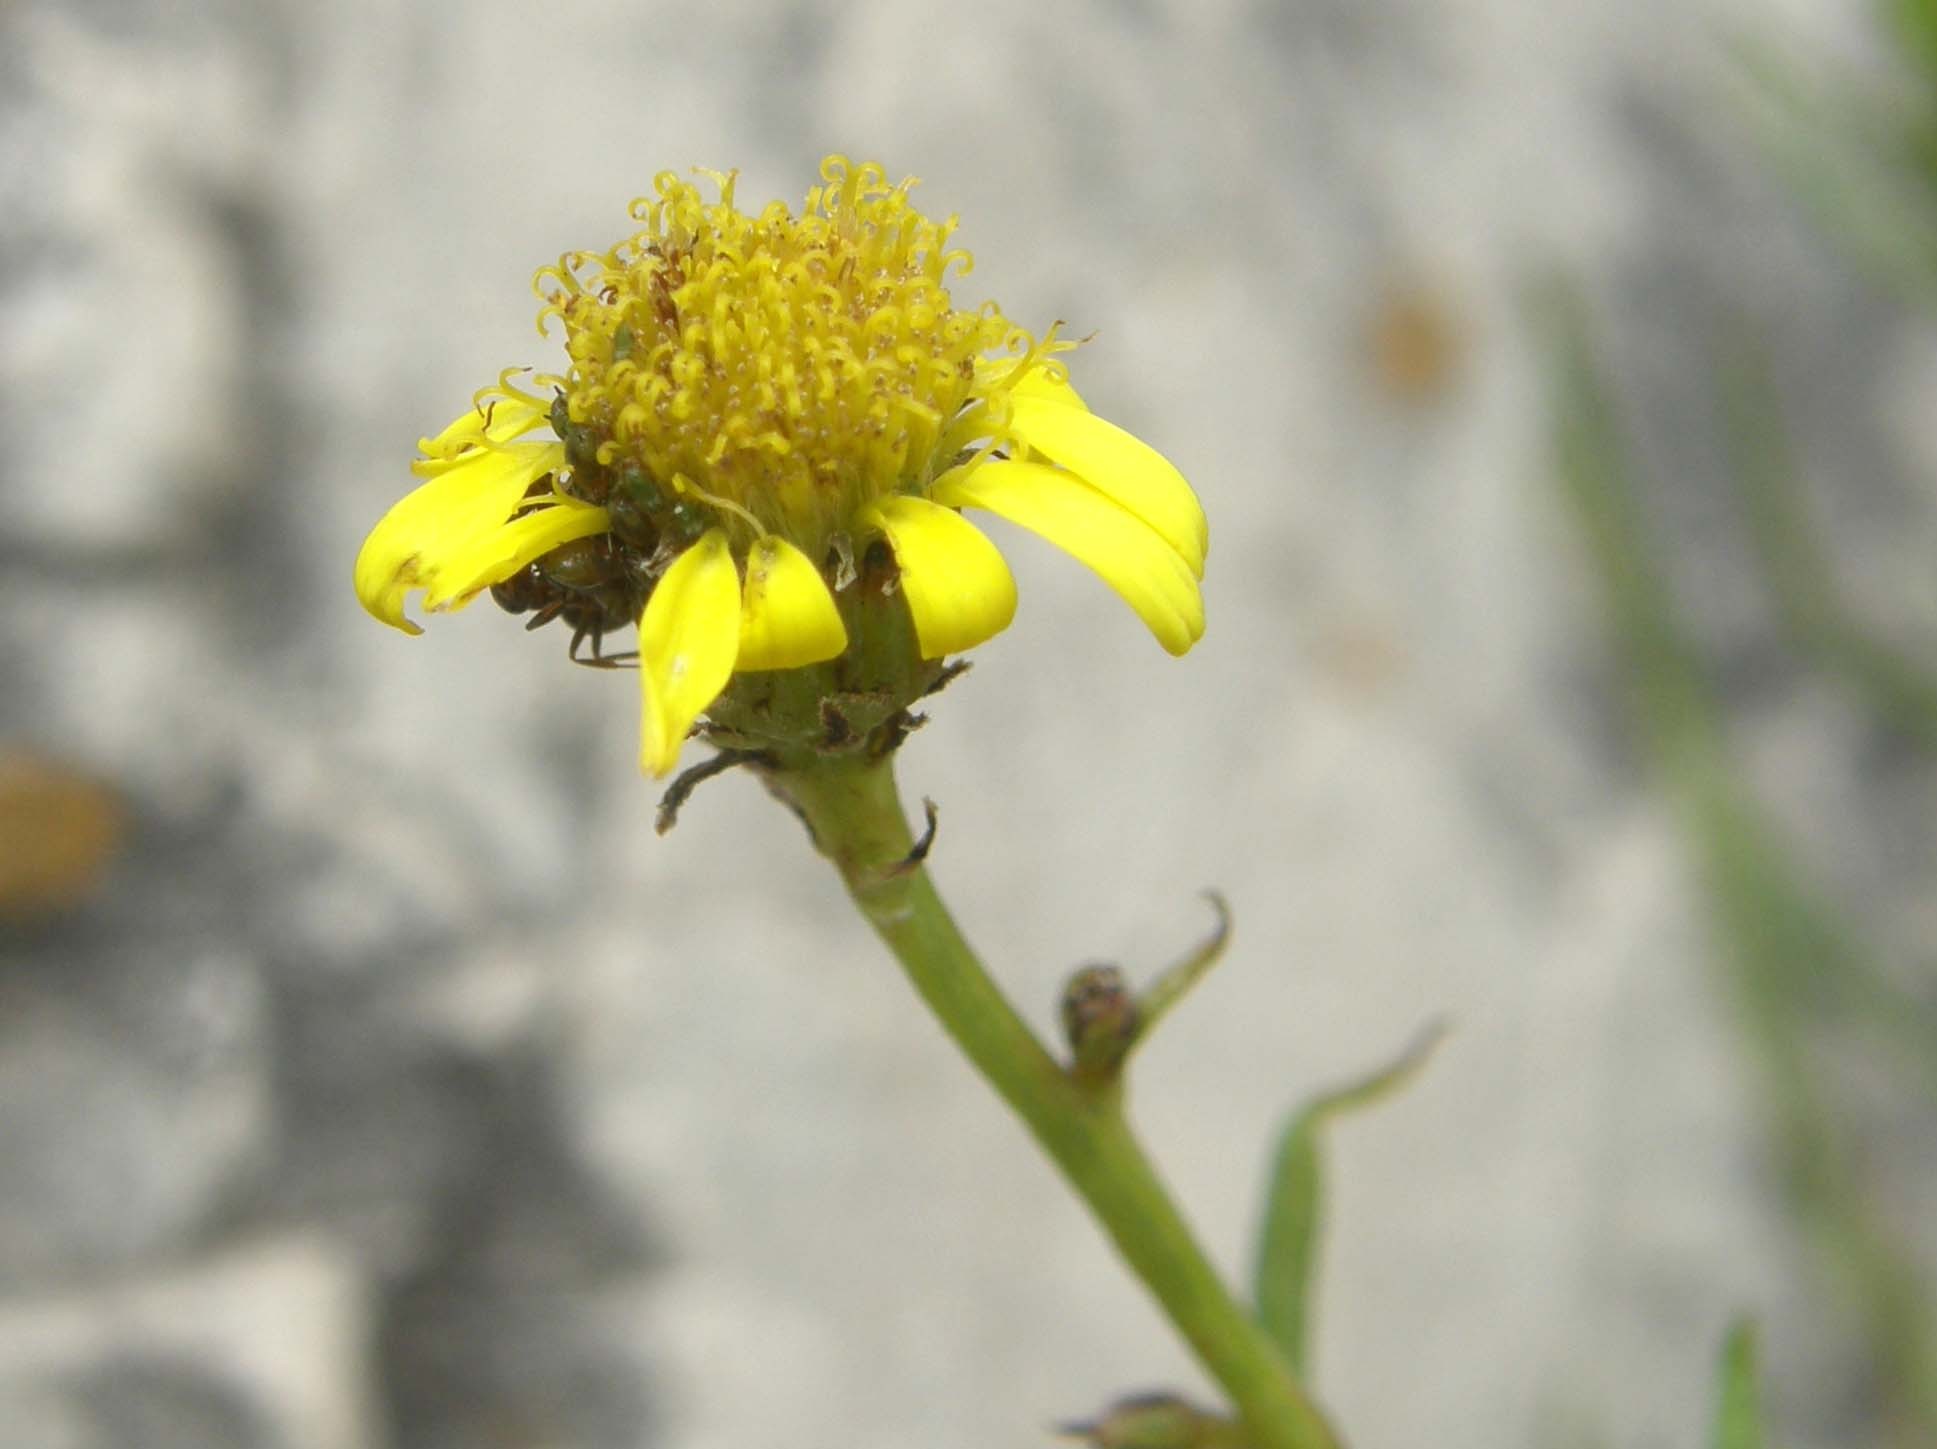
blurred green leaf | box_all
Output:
[1252,1023,1446,1376]
[1886,0,1937,95]
[1718,337,1937,755]
[1735,35,1937,308]
[1542,287,1937,1440]
[1711,1320,1767,1449]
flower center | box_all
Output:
[538,157,1019,558]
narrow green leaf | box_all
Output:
[1132,892,1232,1053]
[1251,1022,1447,1375]
[1711,1319,1767,1449]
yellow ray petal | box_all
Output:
[859,496,1017,659]
[937,357,1089,459]
[637,529,742,777]
[736,536,849,671]
[421,493,611,614]
[933,460,1205,656]
[1003,395,1207,577]
[413,394,551,476]
[354,442,564,633]
[976,356,1089,411]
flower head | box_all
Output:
[355,156,1206,775]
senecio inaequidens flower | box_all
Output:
[355,156,1207,776]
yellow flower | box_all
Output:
[354,157,1206,776]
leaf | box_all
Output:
[1887,0,1937,92]
[1711,1319,1767,1449]
[1251,1022,1447,1376]
[1131,892,1232,1053]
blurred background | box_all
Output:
[3,0,1935,1446]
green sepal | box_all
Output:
[705,540,943,769]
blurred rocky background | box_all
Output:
[3,0,1934,1447]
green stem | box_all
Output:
[766,757,1340,1449]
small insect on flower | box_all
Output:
[488,533,644,667]
[355,156,1208,776]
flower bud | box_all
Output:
[1058,1393,1243,1449]
[1060,963,1139,1079]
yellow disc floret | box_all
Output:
[539,157,1016,554]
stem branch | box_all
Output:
[767,758,1339,1449]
